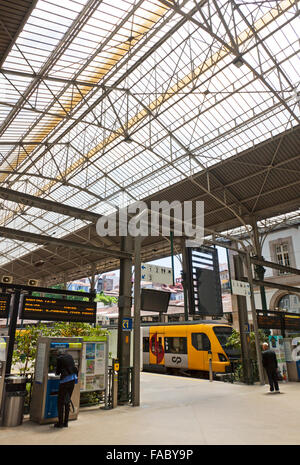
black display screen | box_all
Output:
[141,289,171,312]
[0,293,11,318]
[20,295,96,323]
[196,268,223,316]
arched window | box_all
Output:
[278,294,300,314]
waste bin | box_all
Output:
[1,376,27,427]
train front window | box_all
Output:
[213,326,233,347]
[213,326,239,358]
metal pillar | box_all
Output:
[233,255,252,384]
[5,291,20,376]
[181,238,189,321]
[245,253,265,385]
[251,218,267,311]
[117,236,133,404]
[90,263,96,293]
[170,231,175,286]
[133,235,142,407]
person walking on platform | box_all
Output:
[54,349,78,428]
[262,342,280,393]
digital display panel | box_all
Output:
[141,289,171,312]
[258,314,300,331]
[257,314,282,330]
[20,296,96,323]
[0,293,11,318]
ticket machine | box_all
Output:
[30,337,83,424]
[0,336,8,415]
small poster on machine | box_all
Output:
[80,338,107,392]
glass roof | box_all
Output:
[0,0,299,266]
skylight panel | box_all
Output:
[0,0,299,271]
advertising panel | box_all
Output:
[80,337,108,392]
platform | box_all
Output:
[0,372,300,446]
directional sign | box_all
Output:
[122,317,132,331]
[140,263,173,285]
[231,279,251,296]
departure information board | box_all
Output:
[0,294,11,318]
[20,296,96,323]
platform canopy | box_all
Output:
[0,0,299,284]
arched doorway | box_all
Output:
[270,291,300,314]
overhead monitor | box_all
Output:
[20,295,96,323]
[0,294,11,319]
[141,289,171,313]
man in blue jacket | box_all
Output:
[54,349,78,428]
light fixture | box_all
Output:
[233,56,244,68]
[1,276,13,284]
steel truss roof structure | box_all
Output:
[0,0,300,285]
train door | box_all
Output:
[190,332,211,372]
[149,332,165,365]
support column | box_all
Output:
[117,236,133,404]
[233,254,253,384]
[6,291,20,376]
[251,218,267,311]
[245,253,265,385]
[181,238,189,321]
[133,236,142,407]
[90,263,96,293]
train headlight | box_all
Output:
[218,353,227,362]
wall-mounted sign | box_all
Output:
[231,279,251,296]
[141,263,173,285]
[122,318,132,331]
[0,293,11,318]
[20,296,96,323]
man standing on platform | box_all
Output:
[262,342,280,393]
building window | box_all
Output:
[278,294,300,314]
[269,236,296,277]
[275,243,290,274]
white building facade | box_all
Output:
[228,221,300,331]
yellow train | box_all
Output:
[142,321,238,376]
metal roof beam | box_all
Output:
[0,186,100,223]
[0,226,131,259]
